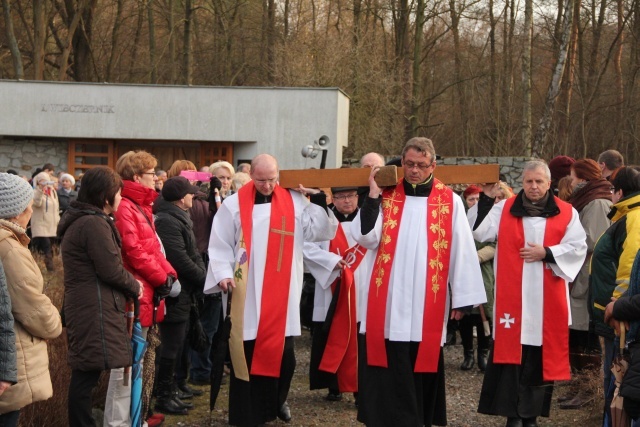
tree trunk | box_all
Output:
[106,0,125,82]
[183,0,192,85]
[531,0,574,157]
[557,0,580,153]
[2,0,24,79]
[33,0,46,79]
[522,0,533,155]
[59,0,88,81]
[614,0,624,147]
[128,0,146,81]
[148,0,157,83]
[410,0,426,137]
[168,0,176,83]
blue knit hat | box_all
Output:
[0,173,34,219]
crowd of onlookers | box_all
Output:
[1,148,640,427]
[0,157,252,427]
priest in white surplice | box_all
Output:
[352,138,487,427]
[303,186,376,402]
[469,160,587,427]
[203,154,338,427]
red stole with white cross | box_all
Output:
[366,178,452,372]
[493,195,572,381]
[319,223,366,392]
[238,182,295,378]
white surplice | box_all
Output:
[468,199,587,346]
[303,220,376,324]
[351,193,487,344]
[204,190,338,340]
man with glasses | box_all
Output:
[352,137,486,427]
[303,186,373,404]
[204,154,338,427]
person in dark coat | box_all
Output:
[57,173,78,214]
[165,160,222,391]
[57,166,142,427]
[604,249,640,421]
[0,262,16,397]
[153,177,207,415]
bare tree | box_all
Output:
[531,0,574,157]
[2,0,24,78]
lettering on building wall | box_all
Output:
[40,104,115,114]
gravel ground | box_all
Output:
[167,330,604,427]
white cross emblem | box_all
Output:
[500,313,515,328]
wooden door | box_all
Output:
[68,139,115,176]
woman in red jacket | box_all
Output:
[104,150,178,427]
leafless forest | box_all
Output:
[1,0,638,163]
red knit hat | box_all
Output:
[548,156,575,181]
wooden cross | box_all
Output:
[278,164,500,189]
[270,216,295,272]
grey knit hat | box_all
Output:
[0,173,34,219]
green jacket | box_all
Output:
[590,191,640,338]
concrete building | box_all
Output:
[0,80,350,176]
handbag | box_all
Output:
[188,294,209,353]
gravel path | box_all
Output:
[169,330,604,426]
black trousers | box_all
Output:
[68,369,102,427]
[0,410,20,427]
[459,313,491,352]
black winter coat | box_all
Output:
[613,294,640,400]
[57,188,78,214]
[154,197,206,323]
[58,201,140,371]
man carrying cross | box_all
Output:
[352,137,487,426]
[303,185,375,402]
[204,154,338,427]
[469,160,587,427]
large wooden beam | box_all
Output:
[278,164,500,188]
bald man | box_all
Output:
[358,152,386,207]
[204,154,338,427]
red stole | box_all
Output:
[366,178,453,372]
[238,182,295,378]
[318,224,366,392]
[493,195,572,381]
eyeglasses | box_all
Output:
[333,194,357,201]
[140,172,156,176]
[403,161,433,171]
[254,178,278,185]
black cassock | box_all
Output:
[477,344,554,419]
[228,337,296,427]
[357,337,447,427]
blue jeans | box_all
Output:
[189,296,222,382]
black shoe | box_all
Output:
[460,350,475,370]
[522,417,538,427]
[445,332,457,346]
[558,394,593,410]
[178,381,203,397]
[173,395,194,410]
[505,417,523,427]
[189,377,210,386]
[155,397,188,415]
[277,402,292,423]
[478,349,489,372]
[325,391,342,401]
[176,388,193,400]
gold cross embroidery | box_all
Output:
[270,216,294,272]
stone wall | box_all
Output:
[0,138,68,177]
[441,156,536,192]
